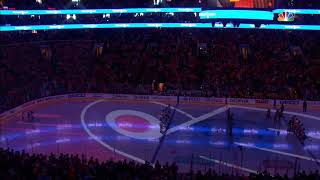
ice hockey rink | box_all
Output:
[1,94,320,176]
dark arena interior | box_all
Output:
[1,0,320,179]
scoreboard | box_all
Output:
[212,0,274,8]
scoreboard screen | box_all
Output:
[213,0,275,8]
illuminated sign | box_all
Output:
[273,9,320,15]
[1,23,320,31]
[0,8,202,15]
[200,10,274,20]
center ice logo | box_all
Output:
[105,110,162,139]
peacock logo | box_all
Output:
[277,12,295,22]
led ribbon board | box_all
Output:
[0,23,213,31]
[1,23,320,31]
[200,10,274,20]
[0,8,201,15]
[239,24,320,30]
[273,9,320,15]
[1,8,319,16]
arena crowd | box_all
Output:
[1,148,320,180]
[1,29,320,113]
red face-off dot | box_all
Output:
[115,115,151,133]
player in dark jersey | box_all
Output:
[266,108,271,120]
[303,100,307,112]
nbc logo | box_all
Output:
[277,12,295,22]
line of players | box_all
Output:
[161,100,308,141]
[226,103,308,144]
[159,105,172,134]
[227,104,289,137]
[288,116,307,144]
[227,104,290,137]
[266,104,307,144]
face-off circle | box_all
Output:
[106,110,162,139]
[115,115,151,133]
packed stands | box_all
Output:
[1,148,320,179]
[1,29,320,113]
